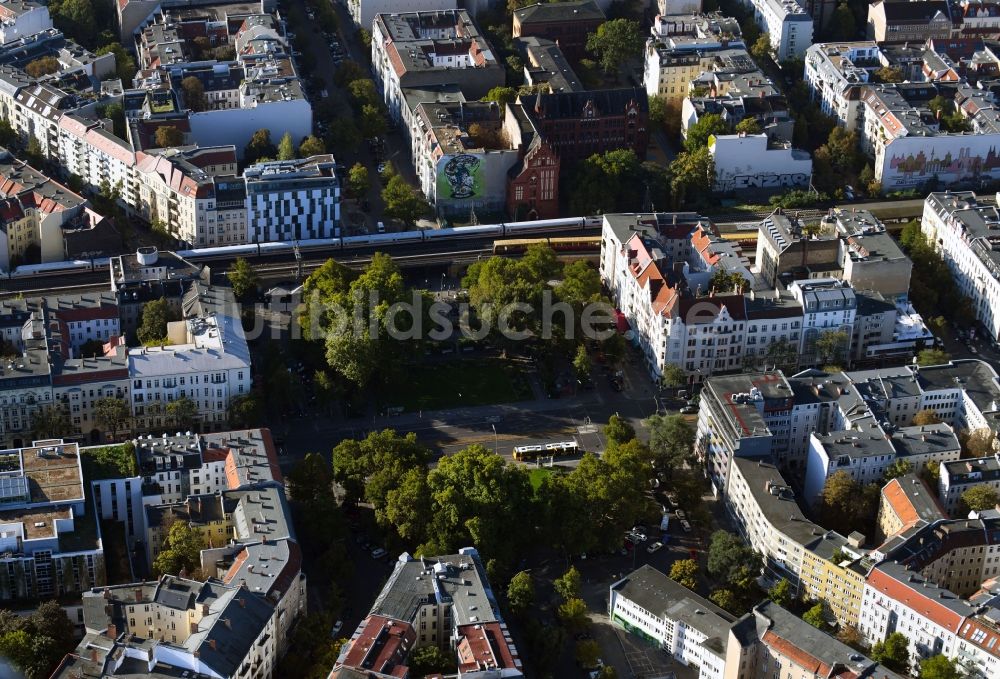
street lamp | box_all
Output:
[491,423,498,455]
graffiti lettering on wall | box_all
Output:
[717,173,810,191]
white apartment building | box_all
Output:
[609,565,734,679]
[803,422,962,506]
[709,133,812,192]
[788,278,856,365]
[129,313,251,433]
[726,457,821,585]
[922,191,1000,343]
[350,0,457,30]
[0,1,52,44]
[939,455,1000,515]
[371,10,504,124]
[804,41,882,131]
[244,155,340,242]
[741,0,812,61]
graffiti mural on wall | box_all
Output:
[716,173,810,191]
[884,145,1000,187]
[438,154,483,199]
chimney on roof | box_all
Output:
[223,618,231,630]
[89,648,98,662]
[106,624,117,639]
[134,588,142,602]
[208,639,216,651]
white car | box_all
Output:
[646,541,663,554]
[371,547,387,559]
[680,519,692,533]
[330,620,343,638]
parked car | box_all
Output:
[680,405,698,414]
[675,510,687,521]
[646,541,663,554]
[371,547,387,559]
[680,519,692,533]
[330,620,343,638]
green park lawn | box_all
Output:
[388,358,532,411]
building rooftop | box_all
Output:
[376,9,498,78]
[918,359,1000,415]
[942,453,1000,485]
[201,428,282,490]
[513,0,605,24]
[703,372,794,438]
[127,308,251,377]
[882,474,947,529]
[730,458,826,546]
[611,564,734,657]
[6,439,84,505]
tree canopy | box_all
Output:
[154,125,183,148]
[152,521,205,577]
[685,113,728,152]
[870,632,910,673]
[227,257,258,301]
[585,19,644,74]
[962,484,1000,512]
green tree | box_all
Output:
[137,297,174,345]
[330,429,429,518]
[506,571,535,616]
[277,132,297,161]
[348,79,380,111]
[709,269,748,294]
[51,0,96,46]
[734,117,762,135]
[685,113,728,152]
[348,162,370,198]
[819,471,880,536]
[228,393,263,429]
[322,254,423,389]
[670,559,699,590]
[326,115,361,154]
[96,41,139,83]
[661,363,686,389]
[166,396,198,431]
[707,530,757,581]
[884,458,913,481]
[814,329,849,366]
[960,429,997,458]
[874,65,904,83]
[585,18,644,74]
[381,175,427,225]
[803,602,827,628]
[95,397,131,440]
[828,3,858,42]
[298,135,326,157]
[918,655,964,679]
[423,445,533,569]
[768,578,794,607]
[913,409,943,426]
[669,146,715,208]
[557,597,590,633]
[360,104,386,139]
[750,34,771,62]
[961,484,1000,512]
[917,348,950,366]
[569,149,643,214]
[180,76,206,112]
[227,257,259,301]
[407,645,457,677]
[244,128,276,164]
[648,94,669,131]
[154,125,183,148]
[813,127,861,192]
[646,414,695,474]
[921,460,942,487]
[30,405,71,440]
[25,56,60,78]
[482,86,518,107]
[602,333,627,368]
[334,61,367,88]
[152,521,205,576]
[575,639,601,669]
[870,631,910,673]
[573,345,592,382]
[604,414,635,447]
[554,565,582,600]
[709,588,739,613]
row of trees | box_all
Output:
[243,129,326,165]
[0,602,76,679]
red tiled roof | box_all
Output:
[866,567,966,632]
[763,630,831,675]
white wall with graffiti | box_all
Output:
[709,134,812,193]
[431,150,518,218]
[875,134,1000,191]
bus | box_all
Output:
[513,441,580,461]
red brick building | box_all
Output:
[512,0,605,63]
[521,87,650,165]
[504,102,560,220]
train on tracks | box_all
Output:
[2,216,603,281]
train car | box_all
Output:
[492,236,601,255]
[9,259,93,278]
[503,217,586,234]
[426,225,504,242]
